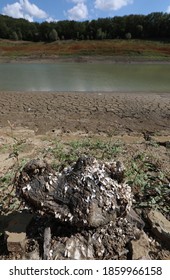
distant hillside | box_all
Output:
[0,12,170,42]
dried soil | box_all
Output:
[0,91,169,135]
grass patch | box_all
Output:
[126,153,170,216]
[46,138,122,169]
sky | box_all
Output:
[0,0,170,22]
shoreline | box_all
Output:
[1,90,170,96]
[1,55,170,64]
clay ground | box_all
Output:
[0,91,170,134]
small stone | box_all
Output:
[147,210,170,248]
[1,212,33,255]
[129,231,151,260]
[5,231,26,253]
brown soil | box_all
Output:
[0,90,169,179]
[0,91,169,135]
[0,90,169,174]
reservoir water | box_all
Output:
[0,63,170,92]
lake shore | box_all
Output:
[1,55,170,64]
[0,91,169,135]
[1,39,170,64]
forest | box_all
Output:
[0,12,170,42]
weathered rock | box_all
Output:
[15,156,132,228]
[61,235,94,260]
[11,156,156,260]
[5,231,26,253]
[126,208,145,229]
[49,217,137,260]
[147,210,170,248]
[129,230,151,260]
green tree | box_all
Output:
[136,24,144,38]
[125,32,132,39]
[1,12,170,42]
[17,29,23,40]
[96,28,106,40]
[49,28,59,41]
[10,31,18,40]
[0,19,9,38]
[39,21,51,41]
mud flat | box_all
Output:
[0,91,169,135]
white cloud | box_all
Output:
[94,0,133,11]
[21,0,47,18]
[167,6,170,13]
[45,16,58,23]
[2,0,48,22]
[3,2,23,19]
[72,0,85,3]
[67,2,88,20]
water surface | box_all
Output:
[0,63,170,92]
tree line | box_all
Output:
[0,12,170,42]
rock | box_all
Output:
[1,212,33,254]
[49,233,95,260]
[47,217,137,260]
[147,210,170,248]
[157,141,170,149]
[5,231,26,253]
[63,235,94,260]
[129,231,151,260]
[126,208,145,229]
[12,156,149,260]
[15,156,132,228]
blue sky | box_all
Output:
[1,0,170,22]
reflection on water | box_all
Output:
[0,63,170,92]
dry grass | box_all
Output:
[0,39,170,59]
